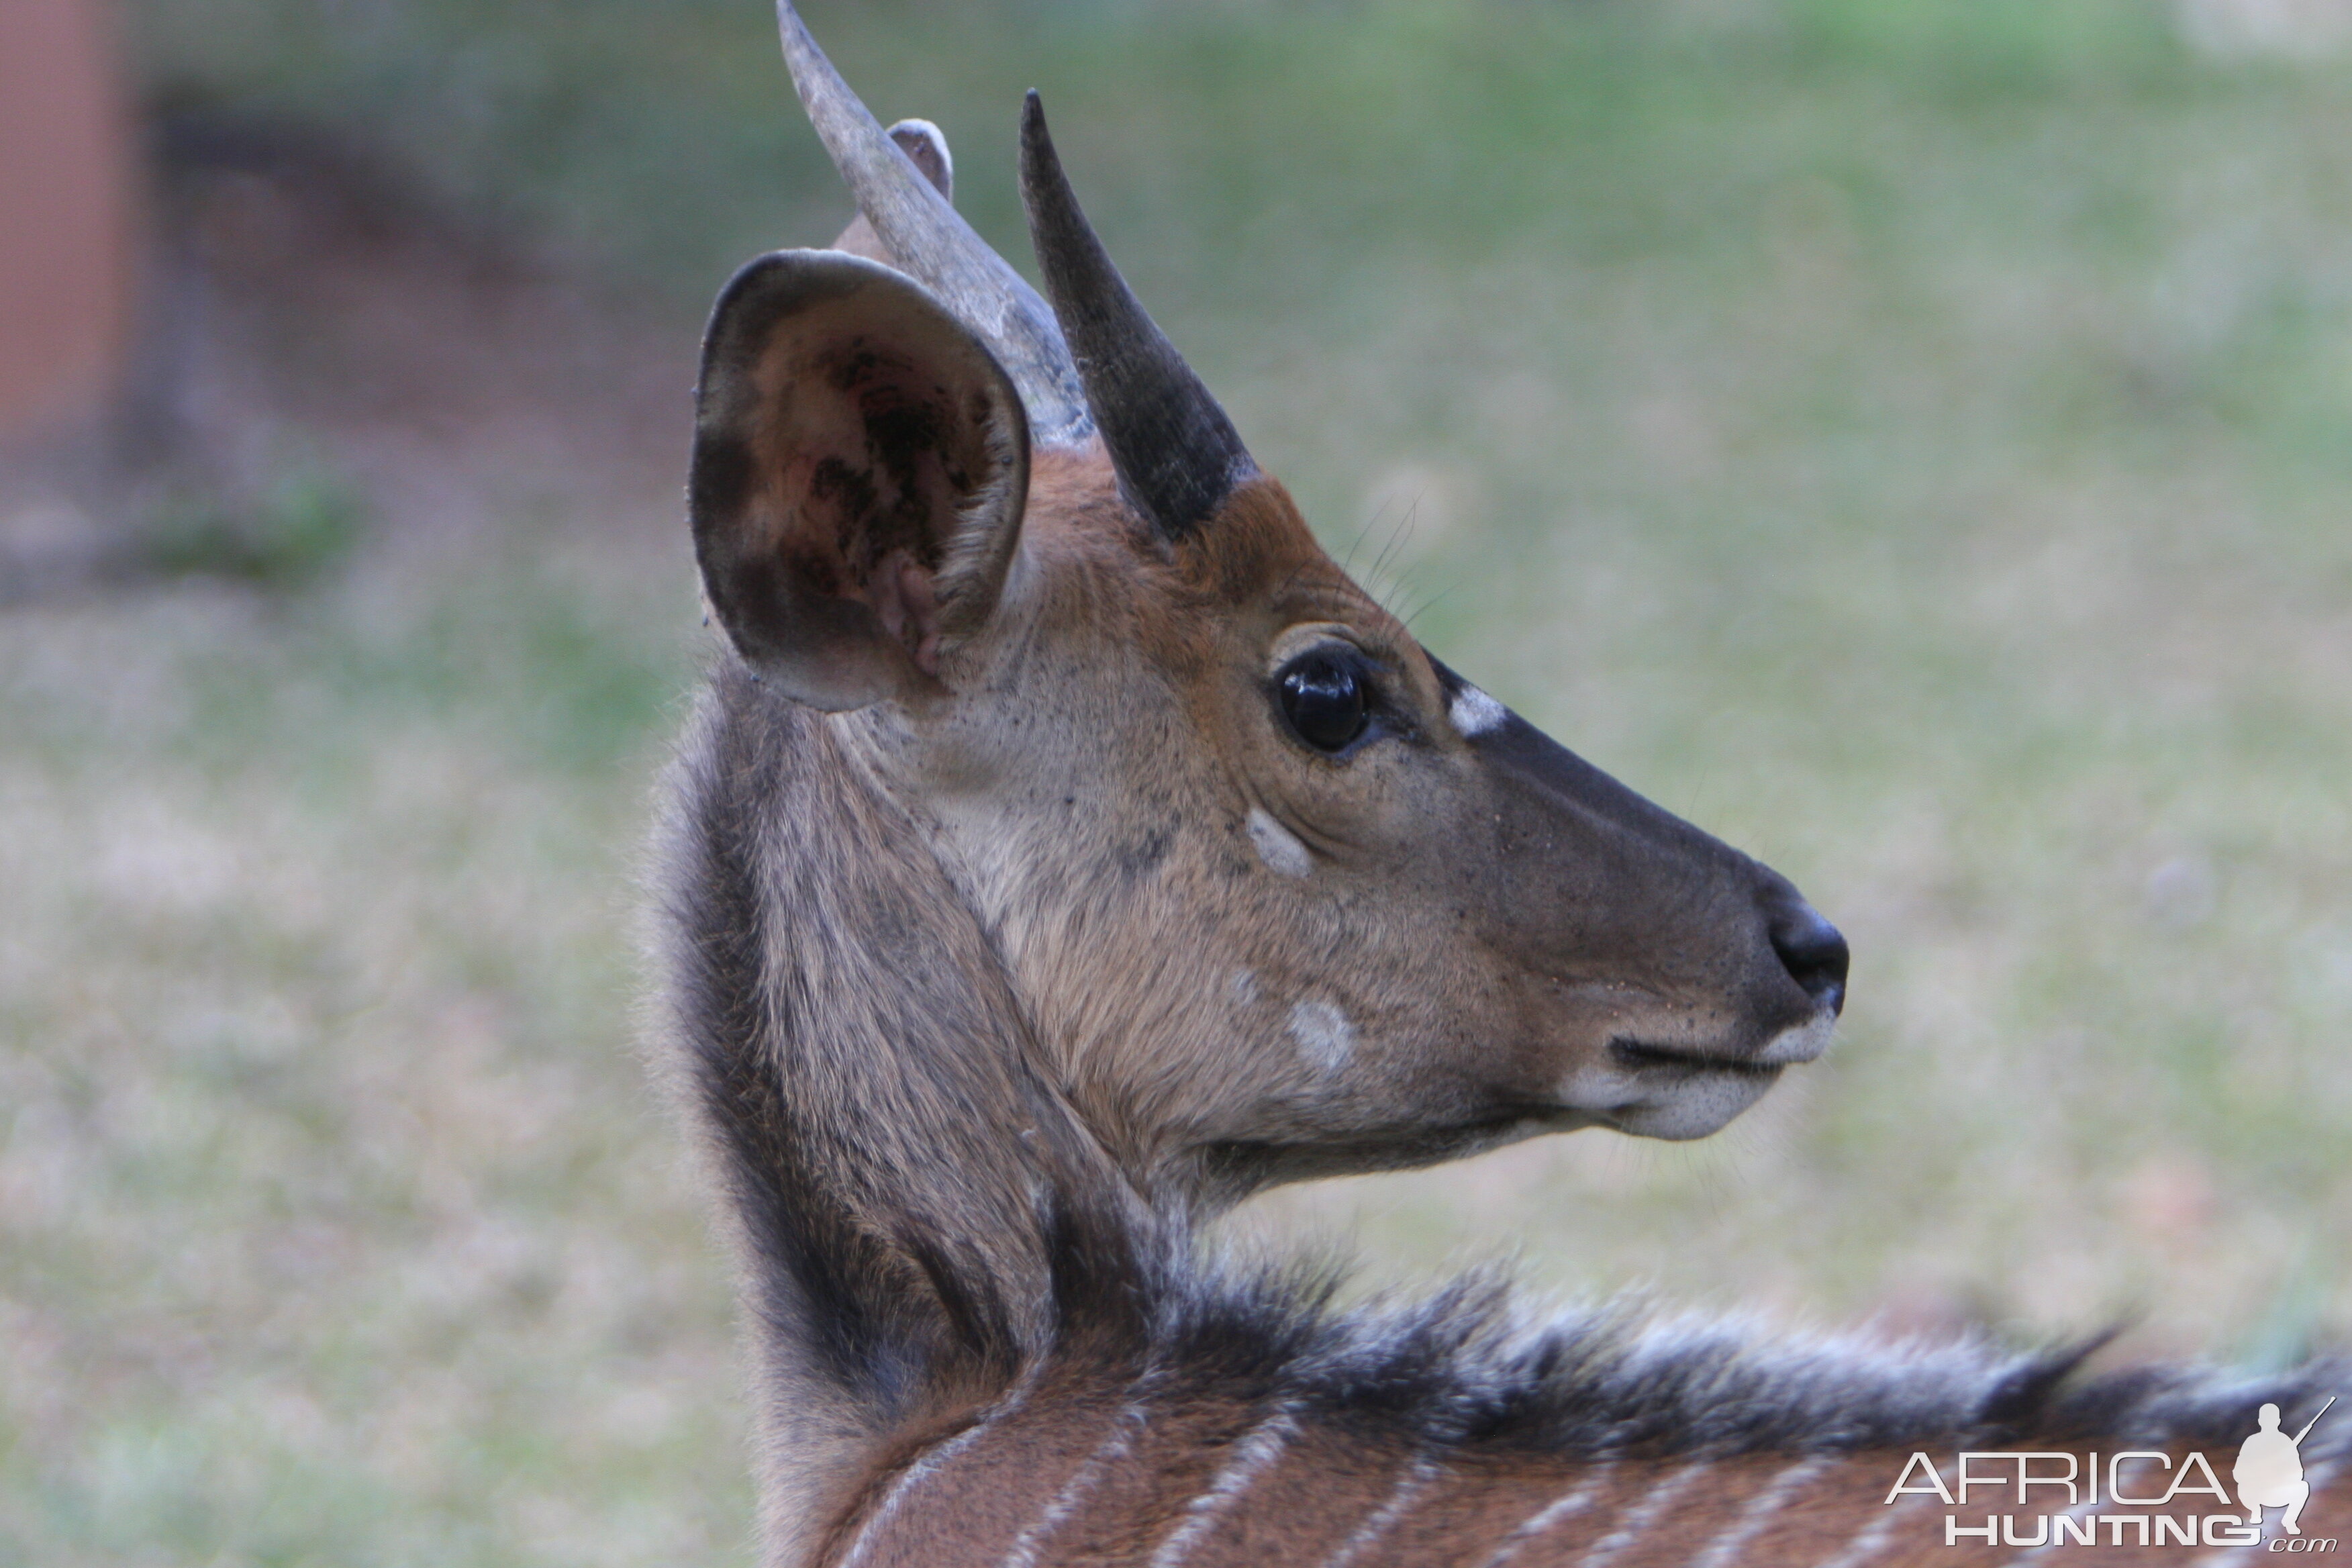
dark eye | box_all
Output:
[1277,651,1370,752]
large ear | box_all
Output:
[689,250,1030,711]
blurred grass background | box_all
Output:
[5,0,2352,1561]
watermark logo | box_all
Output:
[2240,1398,2333,1538]
[1884,1396,2337,1551]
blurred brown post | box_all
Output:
[0,0,142,442]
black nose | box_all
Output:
[1768,901,1849,1014]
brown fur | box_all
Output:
[794,1353,2351,1567]
[788,1340,2349,1565]
[644,16,2337,1562]
[654,411,2337,1563]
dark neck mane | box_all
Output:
[654,669,1138,1523]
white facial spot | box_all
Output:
[1246,807,1312,878]
[1288,1000,1355,1071]
[1449,683,1508,738]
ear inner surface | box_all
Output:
[776,0,1093,446]
[832,119,954,265]
[690,250,1030,712]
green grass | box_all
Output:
[0,551,730,1566]
[8,0,2352,1559]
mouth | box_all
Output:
[1607,1038,1788,1080]
[1555,1021,1832,1142]
[1607,1008,1837,1078]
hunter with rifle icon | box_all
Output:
[2238,1395,2335,1535]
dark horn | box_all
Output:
[1019,92,1259,540]
[776,1,1093,446]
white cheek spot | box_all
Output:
[1287,1001,1356,1071]
[1246,807,1312,878]
[1449,683,1508,738]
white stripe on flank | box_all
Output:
[839,1364,1042,1568]
[1694,1457,1832,1568]
[1811,1465,1948,1568]
[1147,1407,1302,1567]
[1578,1459,1715,1568]
[998,1389,1154,1568]
[1318,1455,1444,1568]
[1481,1462,1619,1568]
